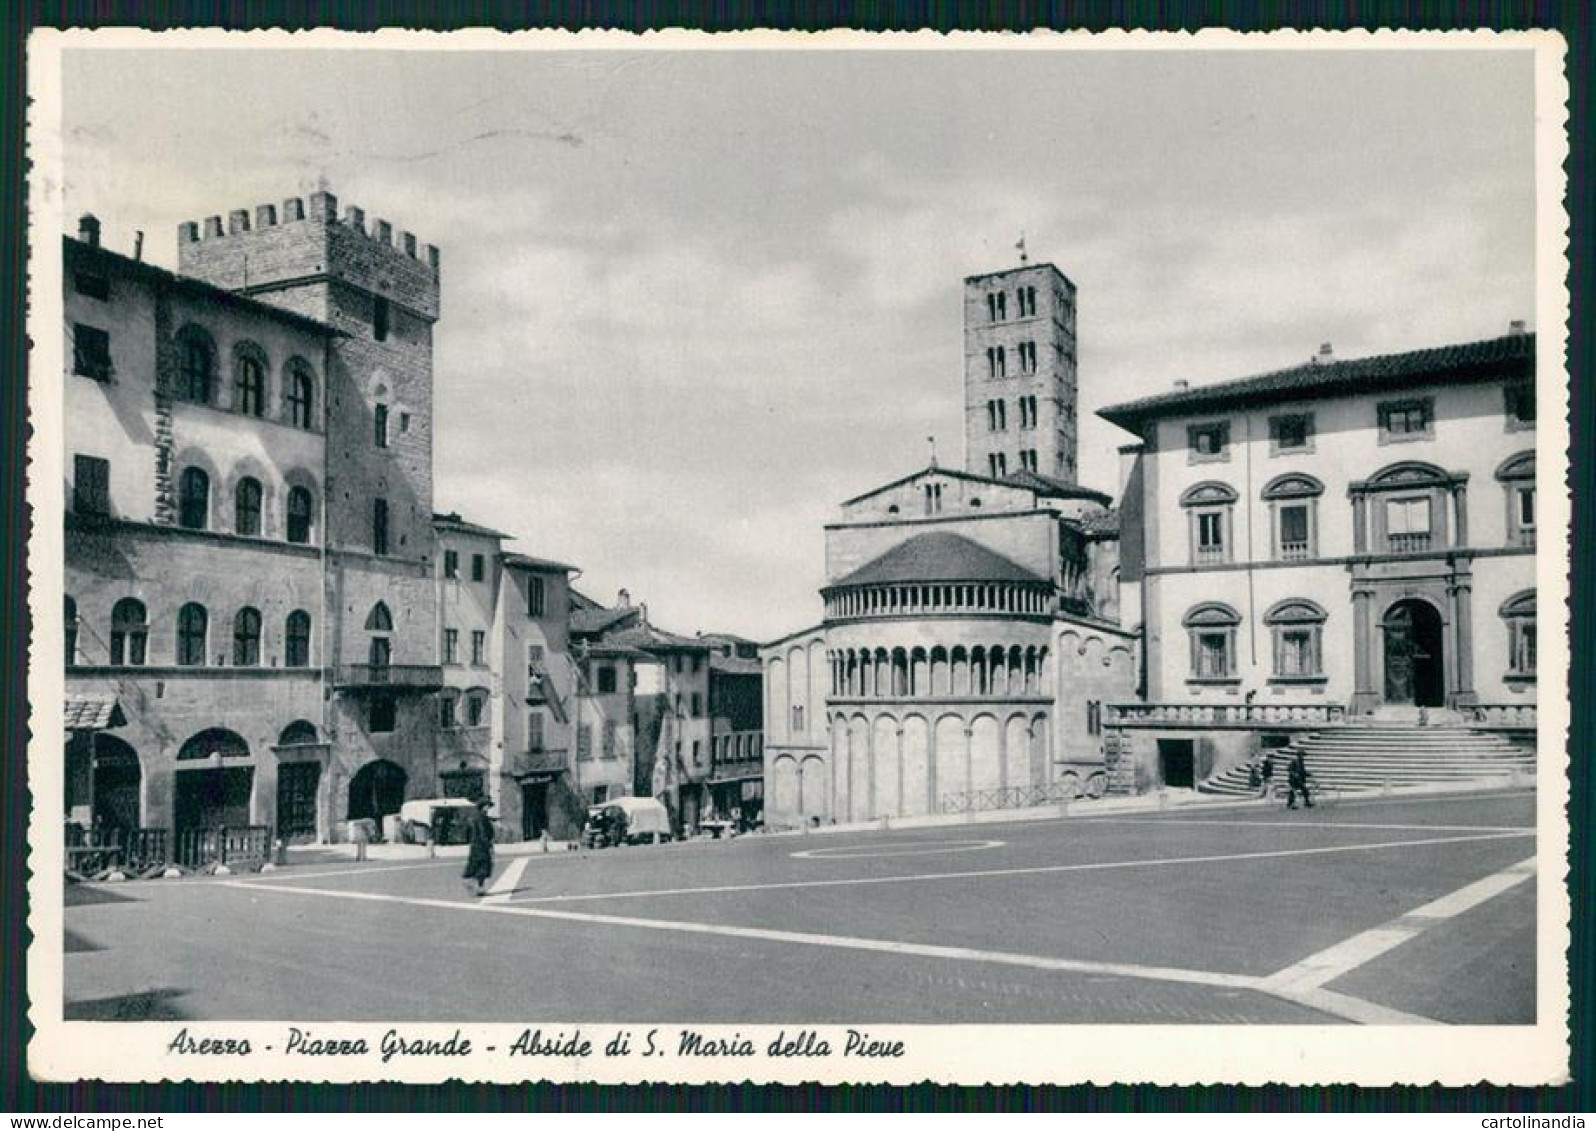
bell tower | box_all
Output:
[963,261,1079,483]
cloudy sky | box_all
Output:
[58,40,1537,640]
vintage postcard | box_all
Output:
[25,28,1571,1085]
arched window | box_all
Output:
[1180,482,1238,566]
[278,720,319,747]
[110,597,148,666]
[175,325,216,404]
[366,602,393,669]
[178,467,209,530]
[286,359,316,430]
[177,727,249,761]
[234,476,263,536]
[1183,602,1241,681]
[1265,599,1327,679]
[285,610,311,668]
[1262,474,1324,561]
[176,603,208,666]
[65,596,78,664]
[1496,452,1535,548]
[234,344,267,417]
[1501,591,1537,678]
[286,485,314,545]
[232,606,262,666]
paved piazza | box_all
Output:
[63,789,1536,1025]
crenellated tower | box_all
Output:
[178,189,446,815]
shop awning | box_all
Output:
[64,694,124,733]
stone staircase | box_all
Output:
[1199,724,1536,797]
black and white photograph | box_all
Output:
[26,29,1569,1085]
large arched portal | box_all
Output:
[175,728,253,833]
[66,733,143,835]
[347,759,408,823]
[1383,599,1446,708]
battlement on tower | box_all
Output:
[177,190,441,321]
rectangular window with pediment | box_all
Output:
[1185,603,1241,683]
[1182,482,1237,566]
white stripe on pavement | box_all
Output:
[482,857,528,904]
[236,860,458,883]
[1262,855,1537,994]
[1096,818,1531,833]
[507,829,1532,905]
[219,875,1438,1024]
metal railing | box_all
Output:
[333,663,444,691]
[174,825,271,870]
[940,772,1108,814]
[511,749,569,777]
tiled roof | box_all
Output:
[66,237,338,338]
[571,606,638,635]
[1001,469,1113,505]
[606,623,707,652]
[501,551,578,574]
[433,512,509,539]
[829,532,1049,589]
[1097,332,1535,430]
[841,464,1024,508]
[697,631,759,648]
[65,694,124,732]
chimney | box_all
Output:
[77,214,101,247]
[133,231,144,261]
[616,588,630,609]
[1509,319,1527,336]
[1316,342,1334,364]
[1173,379,1190,391]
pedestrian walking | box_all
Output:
[1285,750,1314,810]
[462,794,495,897]
[1258,752,1275,799]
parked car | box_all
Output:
[583,796,672,848]
[398,798,477,845]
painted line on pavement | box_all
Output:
[491,829,1531,905]
[219,875,1433,1024]
[482,857,529,904]
[219,877,1262,990]
[236,860,458,883]
[1262,855,1537,994]
[791,839,1005,860]
[1095,818,1532,833]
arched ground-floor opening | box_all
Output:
[174,728,253,835]
[1383,598,1447,709]
[347,758,408,823]
[66,732,143,835]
